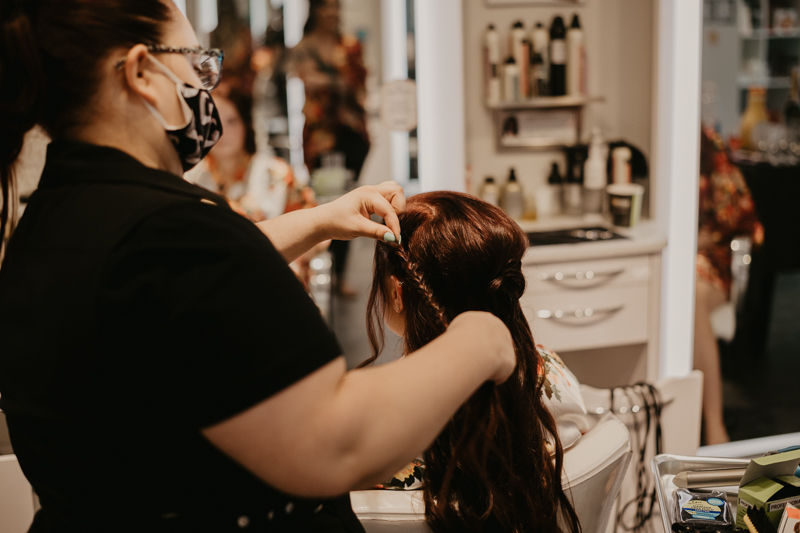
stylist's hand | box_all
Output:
[448,311,516,384]
[317,181,406,243]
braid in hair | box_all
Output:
[393,243,448,328]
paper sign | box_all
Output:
[380,79,418,132]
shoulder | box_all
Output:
[118,200,272,257]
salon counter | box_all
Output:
[516,218,667,388]
[519,219,667,265]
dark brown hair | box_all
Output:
[0,0,172,253]
[365,191,581,533]
[223,88,257,156]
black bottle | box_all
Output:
[549,16,567,96]
[547,162,564,215]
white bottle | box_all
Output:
[583,128,608,220]
[481,176,500,207]
[612,146,632,184]
[484,24,501,105]
[509,21,526,70]
[503,57,520,102]
[501,168,524,219]
[567,14,585,96]
[531,22,550,93]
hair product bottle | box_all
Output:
[503,57,520,102]
[484,24,502,106]
[481,176,500,207]
[583,128,607,221]
[536,162,563,217]
[549,16,567,96]
[740,87,768,151]
[520,39,530,99]
[502,168,524,219]
[510,21,526,69]
[531,22,550,96]
[567,14,585,96]
[564,145,586,217]
[612,146,632,184]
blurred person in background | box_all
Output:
[185,85,315,223]
[290,0,370,298]
[694,127,763,445]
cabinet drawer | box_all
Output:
[524,255,650,294]
[521,285,649,352]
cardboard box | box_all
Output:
[736,450,800,530]
[778,503,800,533]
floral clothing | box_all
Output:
[290,35,370,172]
[377,346,589,490]
[185,153,315,222]
[697,128,763,295]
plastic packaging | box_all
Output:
[673,489,734,532]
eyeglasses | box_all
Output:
[115,45,224,92]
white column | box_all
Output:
[653,0,703,378]
[381,0,410,187]
[414,0,466,192]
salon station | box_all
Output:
[1,0,799,532]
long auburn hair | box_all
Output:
[364,191,581,533]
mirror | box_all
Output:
[697,0,800,445]
[184,0,416,367]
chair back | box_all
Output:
[351,414,631,533]
[0,454,35,533]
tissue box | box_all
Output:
[736,450,800,530]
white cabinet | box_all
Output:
[521,252,662,385]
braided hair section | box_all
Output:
[393,243,449,328]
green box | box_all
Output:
[736,449,800,530]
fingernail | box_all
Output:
[383,231,396,243]
[397,235,402,245]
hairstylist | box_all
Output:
[0,2,515,532]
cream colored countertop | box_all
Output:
[519,217,667,265]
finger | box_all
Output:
[365,188,402,240]
[374,181,406,214]
[352,213,399,244]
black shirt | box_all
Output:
[0,141,364,532]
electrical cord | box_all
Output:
[611,383,664,533]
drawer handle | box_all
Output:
[537,268,625,282]
[536,304,624,320]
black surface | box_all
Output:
[735,161,800,271]
[526,227,627,247]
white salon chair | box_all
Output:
[0,455,36,533]
[350,414,632,533]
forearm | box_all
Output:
[314,331,497,492]
[256,207,330,263]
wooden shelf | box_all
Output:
[487,95,603,110]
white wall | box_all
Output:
[462,0,654,196]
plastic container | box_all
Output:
[481,176,500,207]
[607,183,644,228]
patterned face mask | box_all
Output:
[141,54,223,172]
